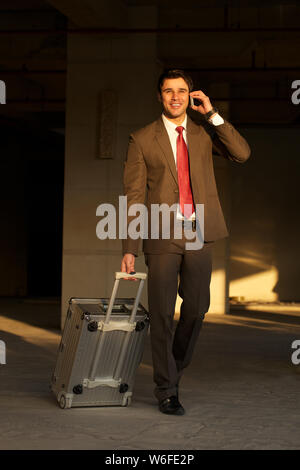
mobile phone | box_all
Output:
[190,96,200,107]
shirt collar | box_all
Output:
[162,113,187,132]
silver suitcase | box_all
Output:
[51,272,149,409]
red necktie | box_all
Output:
[176,126,195,219]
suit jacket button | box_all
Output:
[174,189,179,193]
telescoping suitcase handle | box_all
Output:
[104,272,147,325]
[115,272,147,281]
[88,271,147,383]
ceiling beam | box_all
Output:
[46,0,124,28]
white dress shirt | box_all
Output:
[162,113,188,168]
[161,111,224,220]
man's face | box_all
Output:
[159,77,190,120]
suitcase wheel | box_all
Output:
[59,394,67,409]
[119,383,129,393]
[73,384,83,395]
[87,321,98,332]
[58,393,72,409]
[135,321,145,331]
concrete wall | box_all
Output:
[0,1,299,323]
[61,24,236,325]
[61,6,160,327]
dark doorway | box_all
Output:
[26,157,64,297]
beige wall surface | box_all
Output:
[61,7,161,327]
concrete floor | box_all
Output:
[0,297,299,450]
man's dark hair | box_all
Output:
[157,69,193,94]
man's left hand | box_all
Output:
[190,90,216,117]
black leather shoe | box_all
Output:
[158,396,185,416]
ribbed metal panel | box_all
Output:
[51,304,83,396]
[51,298,149,407]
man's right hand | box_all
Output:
[121,253,136,280]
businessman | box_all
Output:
[121,69,250,415]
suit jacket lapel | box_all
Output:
[186,115,202,169]
[186,115,207,202]
[155,117,178,186]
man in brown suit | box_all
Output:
[121,69,250,415]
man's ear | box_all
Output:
[157,92,162,103]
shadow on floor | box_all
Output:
[0,297,61,330]
[229,307,300,326]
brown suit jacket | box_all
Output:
[122,115,250,255]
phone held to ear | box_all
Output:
[190,96,200,107]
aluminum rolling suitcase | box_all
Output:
[51,272,149,409]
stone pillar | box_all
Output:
[208,83,231,314]
[61,6,159,328]
[175,83,231,317]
